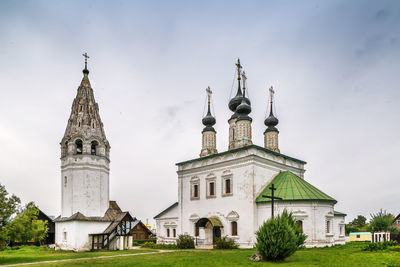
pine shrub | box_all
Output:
[214,236,239,249]
[176,234,195,249]
[255,210,307,261]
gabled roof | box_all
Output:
[176,145,306,166]
[102,212,135,234]
[154,202,178,219]
[256,171,337,204]
[130,220,153,235]
[393,213,400,223]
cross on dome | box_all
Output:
[269,86,275,104]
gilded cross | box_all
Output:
[242,71,247,95]
[269,86,275,104]
[236,58,242,79]
[82,52,90,69]
[206,86,212,104]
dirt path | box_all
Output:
[3,250,174,266]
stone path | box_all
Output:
[3,250,174,266]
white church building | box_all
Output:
[54,56,135,251]
[154,59,346,248]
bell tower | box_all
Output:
[60,53,110,218]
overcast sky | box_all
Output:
[0,0,399,226]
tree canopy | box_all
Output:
[0,184,48,247]
[0,183,21,246]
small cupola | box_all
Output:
[236,71,252,122]
[200,87,218,157]
[264,86,280,152]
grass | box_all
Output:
[0,246,156,265]
[1,242,400,266]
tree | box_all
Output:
[345,215,368,234]
[0,183,21,247]
[6,202,48,244]
[255,210,306,262]
[368,209,395,233]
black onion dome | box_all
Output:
[83,68,89,75]
[264,104,279,132]
[228,90,242,111]
[202,104,216,132]
[236,98,252,121]
[202,111,216,127]
[264,114,278,127]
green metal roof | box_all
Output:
[153,202,178,219]
[256,171,337,204]
[334,211,347,217]
[176,145,306,166]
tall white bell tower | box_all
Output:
[60,53,110,218]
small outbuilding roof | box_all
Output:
[334,211,347,217]
[256,171,337,204]
[349,232,371,235]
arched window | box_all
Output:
[75,139,83,154]
[91,141,98,155]
[231,221,237,236]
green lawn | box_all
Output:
[1,243,400,266]
[0,246,156,265]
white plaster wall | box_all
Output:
[257,202,338,247]
[61,155,109,217]
[55,221,110,251]
[333,215,346,244]
[179,163,256,247]
[155,204,179,244]
[157,146,310,248]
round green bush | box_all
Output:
[255,210,306,261]
[214,236,238,249]
[176,234,195,249]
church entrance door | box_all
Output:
[195,217,224,246]
[213,227,221,243]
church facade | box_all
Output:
[54,56,135,251]
[154,60,346,248]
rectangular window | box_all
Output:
[225,179,231,194]
[173,229,176,237]
[167,228,170,237]
[326,220,330,233]
[209,182,215,196]
[194,184,199,198]
[63,232,67,241]
[231,221,237,236]
[195,226,199,237]
[356,234,360,238]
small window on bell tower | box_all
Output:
[75,139,83,154]
[91,141,98,155]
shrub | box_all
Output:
[140,242,178,249]
[176,234,195,249]
[132,239,156,245]
[255,210,307,262]
[362,241,397,251]
[214,236,238,249]
[132,241,140,246]
[140,242,155,248]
